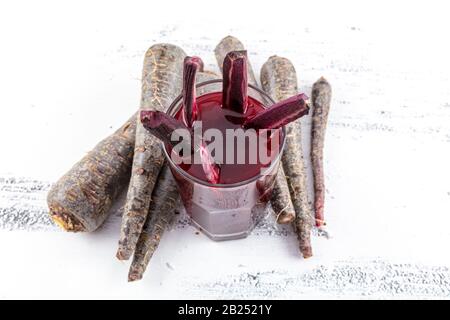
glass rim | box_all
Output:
[162,79,286,188]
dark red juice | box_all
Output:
[173,92,282,184]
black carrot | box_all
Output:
[47,114,136,232]
[311,77,332,228]
[261,55,313,258]
[270,167,296,224]
[128,165,178,282]
[117,44,186,260]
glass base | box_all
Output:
[190,218,250,241]
[187,201,268,241]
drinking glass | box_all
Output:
[163,80,286,241]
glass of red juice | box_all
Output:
[163,79,286,241]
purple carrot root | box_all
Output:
[243,94,309,130]
[117,44,186,261]
[271,167,296,224]
[311,77,332,228]
[128,165,178,282]
[183,56,203,127]
[261,55,313,258]
[222,50,248,114]
[47,114,137,232]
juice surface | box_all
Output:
[173,92,282,184]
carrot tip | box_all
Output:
[128,271,143,282]
[301,248,313,259]
[116,249,131,261]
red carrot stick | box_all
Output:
[140,110,190,149]
[140,111,220,184]
[311,77,332,228]
[243,94,309,130]
[181,57,221,182]
[182,56,203,127]
[222,50,248,113]
[214,36,257,84]
[195,72,222,184]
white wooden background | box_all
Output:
[1,0,450,299]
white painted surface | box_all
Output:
[1,0,450,299]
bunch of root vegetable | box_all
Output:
[47,36,332,282]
